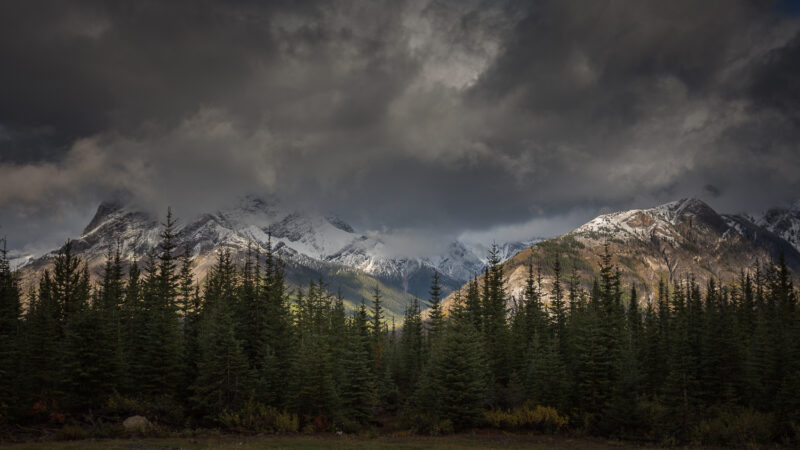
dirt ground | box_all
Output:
[0,432,670,449]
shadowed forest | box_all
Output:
[1,211,799,447]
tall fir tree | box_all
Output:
[0,239,22,418]
[426,271,445,346]
[417,291,487,430]
[192,250,254,416]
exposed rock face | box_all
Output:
[443,198,800,310]
[758,200,800,254]
[13,195,536,318]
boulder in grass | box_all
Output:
[123,415,151,432]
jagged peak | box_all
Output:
[657,197,713,217]
[325,214,355,233]
[574,197,728,241]
[81,200,129,236]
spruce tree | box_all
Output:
[418,292,487,430]
[398,298,423,398]
[482,244,509,391]
[426,271,444,346]
[0,239,21,418]
[51,246,96,407]
[25,271,62,403]
[139,210,183,398]
[340,303,376,424]
[549,256,567,354]
[91,246,125,399]
[370,285,386,374]
[192,250,253,416]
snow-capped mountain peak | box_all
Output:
[758,199,800,254]
[15,196,539,306]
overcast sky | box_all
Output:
[2,0,800,256]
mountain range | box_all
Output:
[11,195,539,318]
[11,196,800,317]
[440,198,800,310]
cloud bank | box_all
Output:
[1,0,800,253]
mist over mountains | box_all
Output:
[12,195,800,318]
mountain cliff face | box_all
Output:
[14,196,536,318]
[16,196,799,316]
[758,200,800,254]
[443,198,800,309]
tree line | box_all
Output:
[0,210,799,445]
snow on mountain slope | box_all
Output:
[441,198,800,313]
[758,200,800,254]
[574,198,729,243]
[15,196,537,308]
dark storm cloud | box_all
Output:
[1,0,800,254]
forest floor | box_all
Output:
[0,432,681,449]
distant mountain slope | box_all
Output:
[758,200,800,254]
[443,198,800,309]
[14,196,536,318]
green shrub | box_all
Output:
[485,402,568,433]
[57,424,88,441]
[401,411,454,435]
[697,409,776,446]
[89,421,126,439]
[217,401,298,433]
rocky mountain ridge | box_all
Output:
[443,198,800,310]
[13,196,538,317]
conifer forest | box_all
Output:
[1,210,799,446]
[3,1,800,447]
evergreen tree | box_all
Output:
[260,235,294,408]
[290,282,339,425]
[49,245,96,406]
[192,251,253,416]
[464,277,483,331]
[549,256,567,354]
[340,303,376,424]
[482,244,509,391]
[91,246,125,398]
[426,271,445,346]
[398,298,423,398]
[418,293,487,430]
[25,271,62,403]
[0,239,21,418]
[139,210,183,398]
[178,248,200,399]
[370,285,386,374]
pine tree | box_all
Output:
[177,247,200,399]
[426,271,445,346]
[418,293,487,430]
[25,271,62,403]
[398,298,424,398]
[0,239,22,418]
[370,285,386,374]
[260,236,294,408]
[91,246,125,398]
[340,303,376,424]
[465,277,483,331]
[525,334,568,410]
[192,250,253,416]
[482,244,509,391]
[549,256,567,354]
[289,282,339,425]
[139,210,183,398]
[50,245,96,407]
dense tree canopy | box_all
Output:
[0,214,798,446]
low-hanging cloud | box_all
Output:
[1,0,800,254]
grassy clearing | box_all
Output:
[1,433,659,449]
